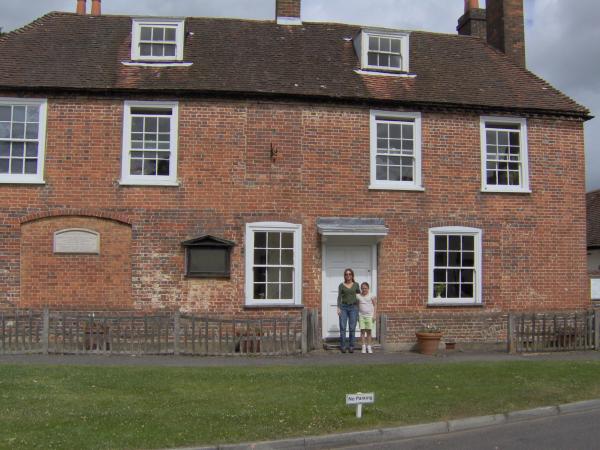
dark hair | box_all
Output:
[343,268,355,282]
[361,282,369,289]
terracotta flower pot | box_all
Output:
[415,331,442,355]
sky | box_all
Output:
[1,0,599,191]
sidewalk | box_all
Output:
[1,347,600,367]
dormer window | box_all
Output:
[131,18,185,61]
[356,29,410,73]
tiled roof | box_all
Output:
[0,12,589,117]
[587,190,600,248]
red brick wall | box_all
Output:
[0,94,589,340]
[20,216,132,309]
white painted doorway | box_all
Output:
[322,242,377,339]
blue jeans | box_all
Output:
[339,303,358,350]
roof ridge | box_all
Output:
[0,11,62,42]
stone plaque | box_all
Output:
[54,229,100,254]
[592,278,600,300]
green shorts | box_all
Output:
[359,315,374,331]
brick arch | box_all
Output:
[19,209,131,225]
[20,215,133,309]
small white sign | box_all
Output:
[346,392,375,405]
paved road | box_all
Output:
[335,408,600,450]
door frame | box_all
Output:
[321,238,378,339]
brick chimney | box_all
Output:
[457,0,487,40]
[91,0,101,16]
[486,0,526,68]
[276,0,301,25]
[76,0,86,15]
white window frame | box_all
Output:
[480,116,530,193]
[369,110,423,191]
[357,29,410,73]
[428,226,482,306]
[0,98,47,184]
[131,18,185,62]
[120,100,179,186]
[245,222,302,306]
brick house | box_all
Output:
[0,0,590,347]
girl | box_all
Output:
[357,282,377,354]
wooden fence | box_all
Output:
[508,310,599,353]
[0,309,319,356]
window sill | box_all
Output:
[122,61,193,67]
[119,179,180,187]
[369,184,424,192]
[481,187,531,194]
[0,179,46,185]
[355,69,416,78]
[427,301,483,307]
[244,304,304,309]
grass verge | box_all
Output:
[2,360,600,449]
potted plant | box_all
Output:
[415,325,442,355]
[434,283,445,298]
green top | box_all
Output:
[337,282,360,307]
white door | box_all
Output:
[322,245,376,339]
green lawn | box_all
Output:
[2,361,600,449]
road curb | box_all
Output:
[173,398,600,450]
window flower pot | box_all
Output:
[415,331,442,355]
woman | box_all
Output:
[337,268,360,353]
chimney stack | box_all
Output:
[91,0,101,16]
[276,0,302,25]
[486,0,526,68]
[457,0,487,40]
[76,0,86,15]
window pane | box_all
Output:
[267,267,279,282]
[0,122,10,139]
[389,123,401,138]
[13,106,25,122]
[281,232,293,248]
[140,43,152,56]
[433,269,446,282]
[509,171,520,185]
[281,249,293,265]
[401,166,413,181]
[376,165,387,180]
[254,267,266,283]
[140,27,152,40]
[25,123,39,139]
[12,123,25,139]
[254,232,266,248]
[0,141,9,156]
[498,132,508,145]
[380,38,390,52]
[153,27,164,41]
[462,236,474,251]
[152,44,164,56]
[267,284,279,300]
[389,166,400,181]
[0,158,8,173]
[143,159,156,175]
[434,251,446,266]
[164,45,176,57]
[391,39,400,53]
[368,52,378,66]
[11,158,23,174]
[435,235,447,250]
[461,284,474,298]
[462,251,474,267]
[0,106,11,121]
[130,159,143,175]
[281,267,293,282]
[461,270,473,283]
[379,54,389,66]
[449,236,461,250]
[267,249,280,265]
[390,55,401,68]
[268,232,280,248]
[254,249,266,265]
[157,159,169,175]
[509,131,520,146]
[165,28,176,41]
[281,283,293,299]
[368,36,378,50]
[24,159,37,174]
[446,284,459,298]
[12,142,24,157]
[254,283,266,300]
[402,124,413,139]
[447,269,460,282]
[448,251,461,267]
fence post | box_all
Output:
[301,309,308,354]
[595,309,600,351]
[173,310,180,355]
[379,314,387,351]
[42,307,49,354]
[507,313,516,354]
